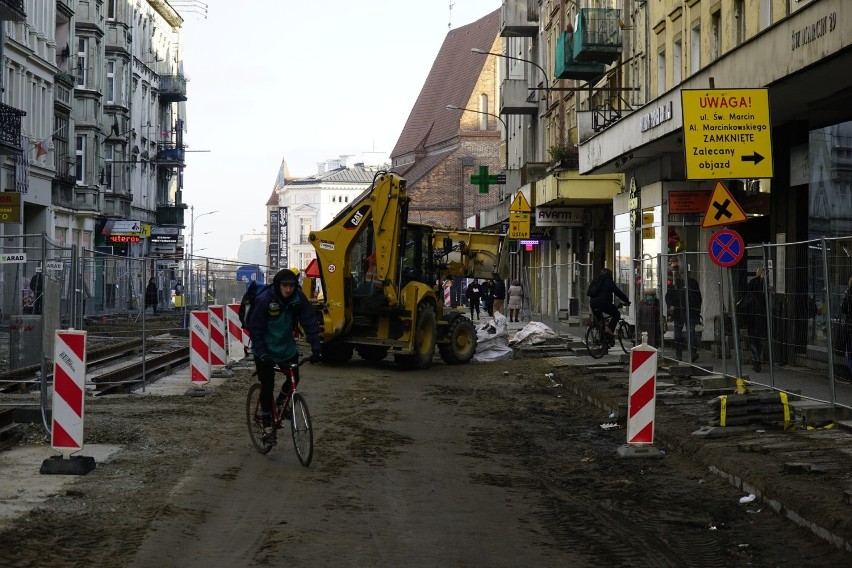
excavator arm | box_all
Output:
[308,172,408,339]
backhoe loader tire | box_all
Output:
[438,317,476,364]
[356,345,389,362]
[394,303,437,370]
[322,342,354,364]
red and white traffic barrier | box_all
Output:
[208,305,227,366]
[226,303,245,360]
[443,280,452,307]
[626,338,658,445]
[189,310,211,384]
[51,330,87,457]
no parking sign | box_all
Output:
[708,229,745,267]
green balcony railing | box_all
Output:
[573,8,623,66]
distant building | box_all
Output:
[237,233,266,267]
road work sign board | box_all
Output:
[701,180,747,228]
[508,212,530,239]
[681,88,773,180]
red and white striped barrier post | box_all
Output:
[226,303,244,360]
[41,330,95,475]
[443,280,452,307]
[189,310,211,385]
[208,305,227,366]
[617,332,662,458]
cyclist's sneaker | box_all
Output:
[262,427,277,446]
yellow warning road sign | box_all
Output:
[701,180,747,228]
[509,192,531,213]
[682,88,773,180]
[508,212,530,239]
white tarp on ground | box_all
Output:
[508,321,558,346]
[473,311,513,362]
[472,313,560,362]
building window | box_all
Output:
[690,24,701,75]
[657,50,665,96]
[106,61,115,104]
[300,218,312,244]
[107,0,116,20]
[734,0,746,46]
[77,38,87,88]
[479,94,488,131]
[759,0,772,31]
[104,145,114,190]
[711,11,721,61]
[54,116,69,175]
[75,135,86,184]
[673,39,682,86]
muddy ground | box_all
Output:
[0,354,849,567]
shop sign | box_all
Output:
[535,206,589,227]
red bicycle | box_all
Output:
[246,358,314,465]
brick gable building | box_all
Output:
[391,9,502,229]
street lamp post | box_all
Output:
[187,205,218,309]
[446,104,508,169]
[471,47,551,99]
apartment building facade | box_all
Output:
[483,0,851,346]
[1,0,188,266]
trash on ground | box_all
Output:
[739,493,757,504]
[600,422,623,430]
[508,321,558,347]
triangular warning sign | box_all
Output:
[701,180,747,228]
[509,192,531,213]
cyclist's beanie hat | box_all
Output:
[274,268,299,286]
[601,268,613,279]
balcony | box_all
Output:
[500,0,538,38]
[74,186,99,213]
[0,103,25,156]
[51,185,74,209]
[573,8,623,65]
[499,79,537,115]
[54,74,74,110]
[155,142,185,166]
[0,0,26,22]
[159,74,187,103]
[103,193,131,218]
[555,32,607,82]
[156,204,187,226]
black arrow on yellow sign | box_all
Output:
[741,152,765,164]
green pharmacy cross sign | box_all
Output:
[470,166,506,194]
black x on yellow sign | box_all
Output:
[701,180,747,228]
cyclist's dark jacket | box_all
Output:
[247,279,321,363]
[589,274,629,310]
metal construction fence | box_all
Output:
[523,235,852,410]
[1,233,273,374]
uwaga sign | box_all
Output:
[681,89,773,180]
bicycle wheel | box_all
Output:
[289,392,313,466]
[616,321,633,354]
[585,324,607,359]
[246,383,273,455]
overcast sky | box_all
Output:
[178,0,500,260]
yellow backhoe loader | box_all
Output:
[307,171,508,369]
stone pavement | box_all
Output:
[500,315,852,553]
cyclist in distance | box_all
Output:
[247,268,322,444]
[588,267,630,335]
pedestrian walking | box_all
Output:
[665,264,702,363]
[29,269,44,315]
[491,278,506,317]
[740,268,767,372]
[481,280,493,317]
[507,280,524,323]
[145,277,159,314]
[466,279,482,320]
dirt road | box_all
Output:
[1,355,848,567]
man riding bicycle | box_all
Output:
[246,268,322,445]
[587,268,630,335]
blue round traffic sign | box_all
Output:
[708,229,744,267]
